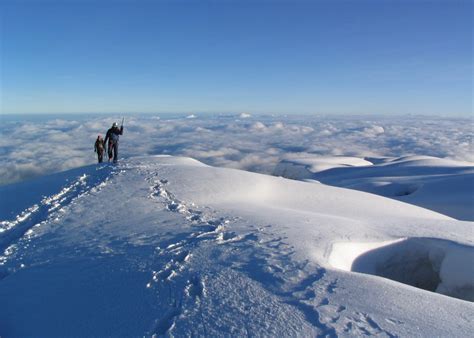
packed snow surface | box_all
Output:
[1,156,473,336]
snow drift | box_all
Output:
[274,155,474,221]
[0,156,473,337]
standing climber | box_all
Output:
[104,121,124,163]
[94,135,105,163]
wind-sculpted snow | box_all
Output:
[329,238,474,301]
[0,113,472,185]
[0,156,472,337]
[274,155,474,220]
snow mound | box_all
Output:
[274,155,373,179]
[380,155,474,168]
[329,238,474,302]
[274,155,474,220]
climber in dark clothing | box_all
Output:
[104,122,123,163]
[94,135,105,163]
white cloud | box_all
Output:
[361,125,385,137]
[251,121,267,131]
[0,114,472,185]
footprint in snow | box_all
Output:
[185,275,204,299]
[173,250,191,263]
[151,306,181,336]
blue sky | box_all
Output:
[1,0,472,115]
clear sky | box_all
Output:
[1,0,472,116]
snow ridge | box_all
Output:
[0,165,113,268]
[0,156,472,337]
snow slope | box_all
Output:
[274,155,474,221]
[1,156,473,336]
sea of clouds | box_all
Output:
[0,113,472,186]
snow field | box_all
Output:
[0,155,473,336]
[274,154,474,221]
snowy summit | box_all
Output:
[0,155,473,336]
[2,0,472,334]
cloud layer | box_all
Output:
[0,114,472,185]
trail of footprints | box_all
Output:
[145,173,336,336]
[146,173,335,336]
[144,170,394,337]
[250,231,395,337]
[0,167,114,270]
[147,175,243,244]
[146,174,247,336]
